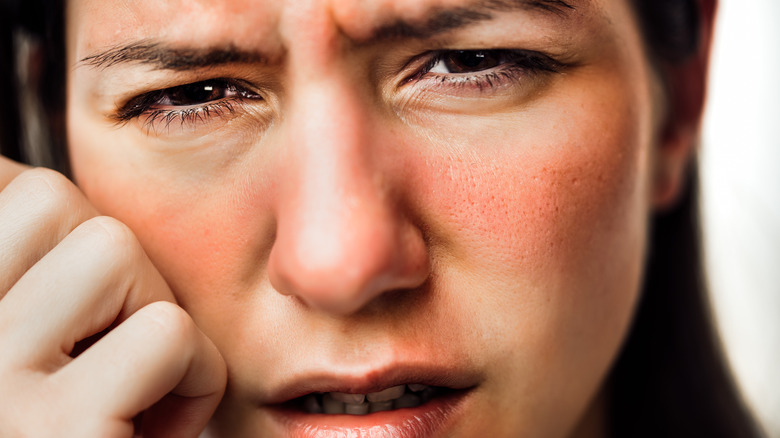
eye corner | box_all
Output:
[111,91,162,124]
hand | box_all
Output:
[0,157,226,437]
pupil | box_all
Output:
[457,51,486,68]
[175,82,223,104]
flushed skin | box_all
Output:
[58,0,701,436]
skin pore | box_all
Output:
[64,0,675,436]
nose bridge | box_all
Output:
[286,59,380,227]
[295,73,373,187]
[285,75,385,265]
[267,57,429,316]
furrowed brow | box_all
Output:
[366,0,577,41]
[80,40,266,71]
[80,0,577,68]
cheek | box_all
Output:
[397,76,653,428]
[68,133,278,338]
[406,93,650,282]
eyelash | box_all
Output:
[408,49,563,91]
[135,100,239,132]
[114,49,563,130]
[113,79,262,131]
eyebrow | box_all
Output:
[80,42,267,71]
[80,0,576,71]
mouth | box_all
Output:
[264,367,480,438]
[286,383,457,415]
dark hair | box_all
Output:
[613,1,762,436]
[1,0,67,171]
[0,1,764,436]
[0,1,23,163]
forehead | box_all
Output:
[70,0,281,54]
[69,0,602,55]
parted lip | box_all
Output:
[263,361,483,405]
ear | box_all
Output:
[652,0,718,209]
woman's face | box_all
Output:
[66,0,662,436]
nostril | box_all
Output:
[268,252,401,316]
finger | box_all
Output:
[0,167,97,296]
[0,155,29,189]
[0,216,175,367]
[54,301,227,438]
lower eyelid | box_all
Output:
[417,66,527,91]
[139,98,244,133]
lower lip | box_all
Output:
[267,389,472,438]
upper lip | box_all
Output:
[263,361,483,405]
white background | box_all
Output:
[702,0,780,436]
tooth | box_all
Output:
[407,384,428,392]
[393,393,422,409]
[345,402,369,415]
[369,401,394,413]
[303,395,323,414]
[322,393,345,414]
[366,385,405,402]
[331,392,366,404]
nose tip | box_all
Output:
[268,206,429,315]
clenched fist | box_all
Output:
[0,157,226,437]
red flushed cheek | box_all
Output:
[399,107,649,283]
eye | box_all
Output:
[402,49,565,97]
[158,80,240,106]
[146,79,263,109]
[113,78,264,131]
[428,50,503,74]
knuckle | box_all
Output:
[15,167,72,193]
[82,215,135,244]
[11,168,76,215]
[139,301,196,345]
[76,216,143,263]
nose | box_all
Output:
[267,73,430,316]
